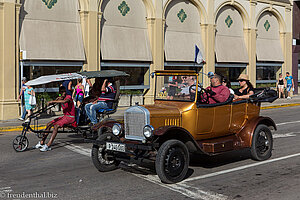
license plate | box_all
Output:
[106,142,126,153]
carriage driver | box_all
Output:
[35,86,76,152]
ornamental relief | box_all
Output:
[118,1,130,16]
[42,0,57,9]
[177,9,187,23]
[225,15,233,28]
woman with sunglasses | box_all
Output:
[234,74,254,100]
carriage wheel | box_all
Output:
[12,135,29,152]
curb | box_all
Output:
[1,103,300,132]
[261,103,300,110]
[0,125,46,133]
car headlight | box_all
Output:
[112,123,122,136]
[143,125,154,139]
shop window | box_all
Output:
[23,65,82,90]
[256,66,279,81]
[256,64,281,88]
[215,67,244,83]
[101,66,149,90]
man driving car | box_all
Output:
[203,74,230,104]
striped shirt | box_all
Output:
[97,83,116,108]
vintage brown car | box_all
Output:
[90,70,277,183]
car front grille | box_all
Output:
[124,106,150,141]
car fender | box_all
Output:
[92,119,123,136]
[237,116,277,148]
[154,126,207,154]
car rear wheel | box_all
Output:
[91,133,120,172]
[155,140,189,184]
[251,124,273,161]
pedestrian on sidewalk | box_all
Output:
[276,73,285,98]
[285,72,294,99]
[24,85,36,122]
[17,77,28,120]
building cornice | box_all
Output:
[255,0,292,6]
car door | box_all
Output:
[229,101,248,133]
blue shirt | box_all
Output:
[285,76,293,85]
[62,80,72,96]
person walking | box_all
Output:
[24,85,35,123]
[276,73,285,98]
[17,77,28,120]
[285,72,294,99]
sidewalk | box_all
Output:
[1,96,300,131]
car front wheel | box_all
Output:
[251,124,273,161]
[155,139,189,184]
[91,133,120,172]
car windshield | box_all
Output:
[155,75,198,102]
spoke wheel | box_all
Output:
[91,133,120,172]
[251,124,273,161]
[13,135,29,152]
[156,140,189,183]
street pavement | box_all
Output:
[0,102,299,199]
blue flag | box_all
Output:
[195,45,204,64]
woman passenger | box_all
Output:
[222,77,234,95]
[234,74,254,100]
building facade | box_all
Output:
[0,0,293,120]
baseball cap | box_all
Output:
[207,72,214,79]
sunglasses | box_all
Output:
[238,79,246,82]
[182,76,187,79]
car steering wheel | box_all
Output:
[189,84,209,104]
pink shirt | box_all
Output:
[205,85,230,104]
[62,95,75,117]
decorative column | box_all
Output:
[144,0,164,104]
[281,6,293,82]
[245,0,257,86]
[0,1,21,120]
[201,24,216,87]
[201,0,215,87]
[79,0,100,72]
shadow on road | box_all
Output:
[190,149,251,168]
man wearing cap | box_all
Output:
[234,74,254,100]
[85,78,116,125]
[202,74,230,104]
[17,77,28,121]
